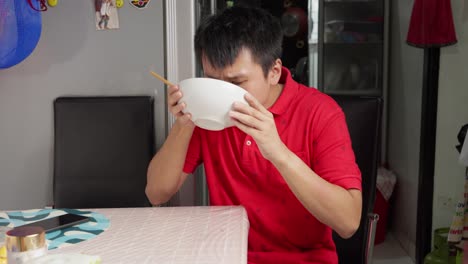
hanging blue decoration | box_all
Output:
[0,0,43,69]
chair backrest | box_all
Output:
[331,95,382,264]
[53,96,154,208]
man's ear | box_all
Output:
[269,59,283,85]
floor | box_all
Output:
[373,232,415,264]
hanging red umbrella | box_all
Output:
[407,0,457,47]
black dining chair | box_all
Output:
[53,96,154,208]
[331,95,383,264]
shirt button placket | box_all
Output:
[241,137,254,166]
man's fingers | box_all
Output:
[229,111,262,130]
[177,113,193,125]
[244,93,270,115]
[231,118,256,136]
[232,101,266,122]
[168,92,182,106]
[168,85,182,106]
[171,102,186,116]
[168,85,179,93]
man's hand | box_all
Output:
[167,85,195,128]
[229,93,286,161]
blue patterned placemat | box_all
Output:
[0,208,110,250]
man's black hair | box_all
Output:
[194,6,283,78]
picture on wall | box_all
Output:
[129,0,151,9]
[95,0,120,30]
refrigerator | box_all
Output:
[165,0,389,206]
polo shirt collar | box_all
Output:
[268,67,299,115]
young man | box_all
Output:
[146,6,362,264]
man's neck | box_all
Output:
[265,83,284,109]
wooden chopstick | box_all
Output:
[150,71,174,86]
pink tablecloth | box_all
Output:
[52,206,249,264]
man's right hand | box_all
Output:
[168,85,195,127]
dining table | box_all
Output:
[1,206,249,264]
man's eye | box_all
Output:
[231,81,244,85]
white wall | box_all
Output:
[432,0,468,235]
[387,0,424,260]
[0,0,165,210]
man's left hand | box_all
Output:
[229,93,286,162]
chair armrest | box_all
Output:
[366,213,379,264]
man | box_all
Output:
[146,6,362,264]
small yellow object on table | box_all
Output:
[0,244,7,264]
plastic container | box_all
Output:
[456,250,462,264]
[374,167,397,244]
[424,228,451,264]
[463,241,467,264]
[374,189,388,244]
[5,226,47,264]
[0,226,12,264]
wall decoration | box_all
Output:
[115,0,123,8]
[47,0,58,7]
[129,0,150,9]
[0,0,42,69]
[95,0,119,30]
[27,0,47,11]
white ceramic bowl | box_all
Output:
[178,77,248,131]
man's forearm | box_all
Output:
[146,122,194,205]
[271,145,362,238]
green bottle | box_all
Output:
[455,249,462,264]
[424,228,452,264]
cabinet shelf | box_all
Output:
[323,89,382,96]
[326,20,383,34]
[324,41,383,45]
[324,0,378,3]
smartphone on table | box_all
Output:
[17,213,90,232]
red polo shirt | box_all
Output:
[183,68,361,264]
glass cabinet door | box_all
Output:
[310,0,385,96]
[197,0,386,96]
